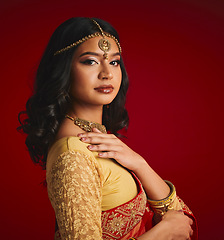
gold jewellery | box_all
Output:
[54,19,122,58]
[91,19,111,59]
[65,115,107,134]
[147,180,176,216]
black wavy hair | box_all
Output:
[18,17,129,169]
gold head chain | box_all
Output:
[54,19,122,58]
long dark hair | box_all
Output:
[18,17,129,169]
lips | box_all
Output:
[94,85,114,94]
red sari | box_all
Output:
[101,174,198,240]
[55,174,198,240]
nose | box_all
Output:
[98,62,113,80]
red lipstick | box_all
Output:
[94,85,114,94]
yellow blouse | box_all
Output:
[46,136,138,240]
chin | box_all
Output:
[95,94,117,105]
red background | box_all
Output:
[1,0,223,239]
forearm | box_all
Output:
[133,158,170,200]
[79,131,170,200]
[137,210,194,240]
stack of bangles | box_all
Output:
[147,180,176,216]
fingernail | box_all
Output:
[98,153,103,156]
[81,137,86,141]
[88,145,93,149]
[77,133,82,137]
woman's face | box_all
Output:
[70,36,122,108]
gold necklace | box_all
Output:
[65,115,107,134]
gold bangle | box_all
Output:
[148,180,176,215]
[129,238,138,240]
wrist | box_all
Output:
[132,156,148,173]
[147,181,176,216]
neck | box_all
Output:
[68,103,103,124]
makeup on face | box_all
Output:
[69,36,122,108]
[94,84,114,94]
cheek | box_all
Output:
[113,74,122,98]
[115,69,122,88]
[70,67,93,89]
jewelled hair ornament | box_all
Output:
[54,19,122,57]
[91,19,111,59]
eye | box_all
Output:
[81,59,98,65]
[110,60,121,66]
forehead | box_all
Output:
[74,36,120,55]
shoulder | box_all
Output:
[46,138,102,182]
[47,136,94,168]
[47,141,103,186]
[54,118,85,141]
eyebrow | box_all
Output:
[79,51,121,58]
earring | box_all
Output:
[63,91,71,102]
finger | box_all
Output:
[98,151,119,159]
[88,144,121,152]
[178,209,184,214]
[188,217,193,225]
[92,127,103,133]
[90,143,123,152]
[80,136,119,145]
[188,228,193,240]
[78,132,117,139]
[190,228,194,236]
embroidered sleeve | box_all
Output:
[47,150,103,240]
[177,196,193,215]
[171,196,182,210]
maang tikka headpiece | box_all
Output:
[54,18,122,57]
[91,19,110,59]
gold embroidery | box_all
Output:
[46,150,103,240]
[47,150,151,239]
[101,188,147,239]
[177,196,193,215]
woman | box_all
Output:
[18,17,197,239]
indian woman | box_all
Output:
[18,17,197,240]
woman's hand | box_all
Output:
[138,210,193,240]
[77,128,145,171]
[160,210,194,240]
[78,128,170,200]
